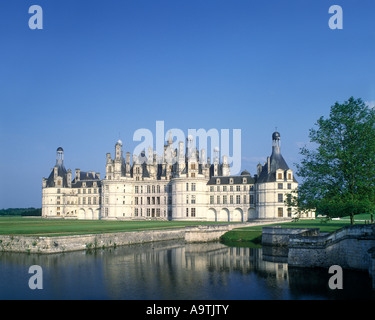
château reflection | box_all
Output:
[1,240,373,300]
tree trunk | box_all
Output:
[350,213,354,225]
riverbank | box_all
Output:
[0,217,290,253]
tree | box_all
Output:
[288,97,375,224]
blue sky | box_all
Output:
[1,0,375,208]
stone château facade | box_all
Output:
[42,131,313,221]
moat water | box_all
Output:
[0,240,374,300]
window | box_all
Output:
[236,185,240,192]
[223,186,227,191]
[191,195,196,204]
[191,163,196,170]
[278,193,283,203]
[230,195,233,204]
[191,183,196,191]
[147,185,151,193]
[152,185,155,193]
[287,208,292,217]
[288,183,292,190]
[230,186,233,192]
[236,195,241,204]
[135,186,139,193]
[186,183,189,191]
[217,196,220,204]
[88,197,91,205]
[242,178,247,184]
[278,207,283,217]
[250,185,254,191]
[288,173,292,180]
[229,178,233,184]
[57,180,62,186]
[88,188,91,194]
[186,195,189,204]
[216,179,220,185]
[278,173,283,180]
[250,195,254,205]
[191,208,196,217]
[210,196,214,204]
[157,185,160,193]
[210,186,214,192]
[223,195,227,204]
[135,208,138,216]
[278,183,283,189]
[243,195,247,204]
[191,173,195,178]
[186,208,189,217]
[147,208,151,217]
[217,186,220,192]
[135,197,138,205]
[157,197,160,205]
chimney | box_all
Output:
[67,169,72,188]
[75,169,81,181]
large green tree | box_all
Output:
[288,97,375,224]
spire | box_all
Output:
[56,147,64,166]
[272,130,281,155]
[167,130,173,146]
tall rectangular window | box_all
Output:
[191,195,196,204]
[223,195,227,204]
[191,208,196,217]
[278,193,283,203]
[236,195,240,204]
[278,207,283,217]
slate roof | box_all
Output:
[207,175,255,185]
[256,150,298,183]
[46,164,68,188]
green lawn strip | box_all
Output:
[0,217,240,237]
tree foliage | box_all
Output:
[288,97,375,224]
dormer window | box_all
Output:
[242,178,247,184]
[216,178,220,185]
[229,178,233,184]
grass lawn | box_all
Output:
[0,216,237,237]
[220,216,371,247]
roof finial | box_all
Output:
[168,130,173,145]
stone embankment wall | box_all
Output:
[262,227,320,246]
[0,219,290,254]
[0,229,185,254]
[287,224,375,271]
